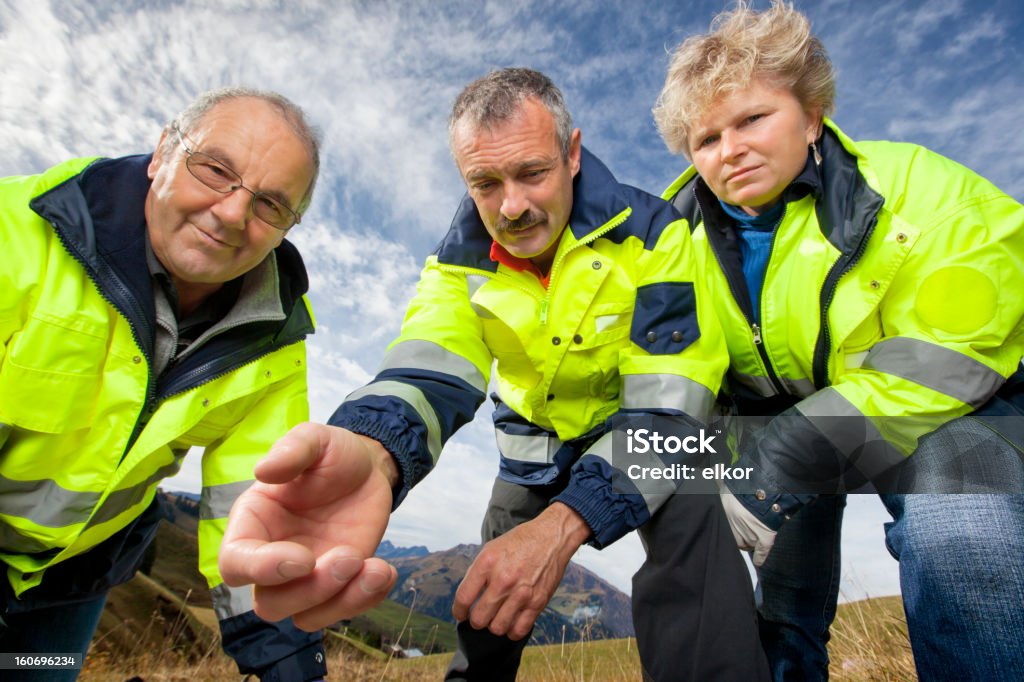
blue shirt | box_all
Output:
[717,150,824,323]
[718,200,783,324]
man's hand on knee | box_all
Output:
[452,502,591,640]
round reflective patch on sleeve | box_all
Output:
[914,266,997,334]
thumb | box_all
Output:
[752,543,770,567]
[255,422,329,483]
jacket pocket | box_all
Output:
[574,300,634,349]
[566,301,634,400]
[629,282,700,355]
[0,314,106,432]
[838,311,884,370]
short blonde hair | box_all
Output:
[653,0,835,156]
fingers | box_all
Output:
[291,558,398,631]
[454,556,544,638]
[485,585,543,639]
[455,585,541,639]
[752,542,772,567]
[510,607,541,641]
[452,556,489,622]
[254,422,334,484]
[253,552,397,630]
[219,539,316,587]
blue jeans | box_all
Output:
[757,416,1024,681]
[0,592,106,681]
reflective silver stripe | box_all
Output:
[730,372,814,399]
[345,381,443,464]
[495,430,561,464]
[0,519,63,554]
[89,458,186,527]
[380,340,487,394]
[796,388,905,479]
[211,581,254,619]
[0,475,99,528]
[729,371,777,397]
[466,275,489,298]
[621,374,716,422]
[200,480,254,521]
[862,337,1005,408]
[781,377,816,398]
[588,433,674,512]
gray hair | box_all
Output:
[448,68,573,159]
[163,86,322,216]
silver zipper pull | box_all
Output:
[752,323,763,345]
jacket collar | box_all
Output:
[664,119,885,258]
[813,120,885,255]
[433,145,629,269]
[28,155,313,362]
[31,155,159,357]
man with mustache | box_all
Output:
[220,68,768,681]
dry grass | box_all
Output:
[828,596,916,681]
[81,596,916,681]
[82,604,231,681]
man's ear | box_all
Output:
[148,129,170,180]
[568,128,582,177]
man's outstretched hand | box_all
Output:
[219,422,400,631]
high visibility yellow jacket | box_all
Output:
[0,155,325,679]
[663,120,1024,526]
[331,147,728,547]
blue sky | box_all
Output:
[2,0,1021,600]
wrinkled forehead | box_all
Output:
[187,98,314,200]
[452,101,561,172]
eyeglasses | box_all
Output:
[172,124,301,231]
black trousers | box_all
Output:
[445,477,769,681]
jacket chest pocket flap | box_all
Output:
[570,300,634,350]
[0,314,110,432]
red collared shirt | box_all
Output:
[489,241,551,288]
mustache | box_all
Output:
[495,211,543,233]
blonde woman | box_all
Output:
[655,2,1024,680]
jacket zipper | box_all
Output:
[159,338,305,401]
[441,208,631,327]
[49,226,159,455]
[694,186,786,395]
[812,214,877,388]
[540,207,632,325]
[49,223,311,452]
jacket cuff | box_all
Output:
[327,413,420,509]
[219,613,326,680]
[725,455,812,531]
[258,641,327,682]
[553,466,649,549]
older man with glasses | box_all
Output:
[0,87,329,681]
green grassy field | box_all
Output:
[342,596,459,653]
